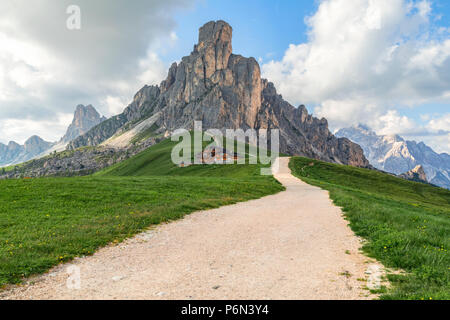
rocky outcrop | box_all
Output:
[68,113,128,150]
[69,20,369,167]
[400,165,428,183]
[68,88,160,150]
[0,137,162,179]
[336,125,450,189]
[24,136,55,156]
[61,104,106,144]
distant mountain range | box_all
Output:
[0,105,105,167]
[0,136,54,167]
[336,125,450,189]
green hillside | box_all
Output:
[4,135,448,299]
[96,137,272,178]
[0,139,283,287]
[289,157,450,300]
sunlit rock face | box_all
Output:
[70,20,369,168]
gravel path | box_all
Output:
[1,158,383,300]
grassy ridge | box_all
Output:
[96,137,269,178]
[0,139,283,287]
[289,157,450,300]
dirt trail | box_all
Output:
[1,158,382,300]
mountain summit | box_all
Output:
[0,104,105,168]
[0,136,54,167]
[70,20,369,167]
[61,104,106,144]
[336,125,450,189]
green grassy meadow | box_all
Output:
[0,139,283,287]
[289,157,450,300]
[2,135,449,300]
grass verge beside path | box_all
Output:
[0,174,283,287]
[289,157,450,300]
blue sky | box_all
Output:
[166,0,450,131]
[167,0,317,64]
[0,0,449,153]
[168,0,450,65]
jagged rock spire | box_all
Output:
[196,21,233,74]
[61,104,105,143]
[69,20,370,168]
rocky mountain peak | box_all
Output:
[337,125,450,189]
[73,104,102,125]
[0,136,54,167]
[383,134,404,143]
[7,141,21,149]
[0,104,108,168]
[61,104,106,144]
[25,135,45,144]
[198,20,232,48]
[195,20,234,80]
[412,165,427,178]
[24,135,53,155]
[69,20,370,168]
[400,165,428,183]
[356,124,372,132]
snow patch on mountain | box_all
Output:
[336,125,450,190]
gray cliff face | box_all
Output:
[336,125,450,189]
[61,104,106,144]
[69,20,369,167]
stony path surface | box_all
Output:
[1,158,382,300]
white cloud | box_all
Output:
[416,0,432,17]
[427,113,450,132]
[103,96,130,116]
[315,98,379,129]
[377,110,418,135]
[370,111,450,153]
[137,51,168,86]
[424,114,450,153]
[262,0,450,152]
[0,113,73,144]
[0,0,191,144]
[170,32,179,42]
[427,133,450,153]
[408,113,450,153]
[361,110,449,153]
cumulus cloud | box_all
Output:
[428,113,450,132]
[376,110,418,136]
[422,114,450,153]
[262,0,450,152]
[0,0,191,144]
[396,113,450,153]
[0,114,73,145]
